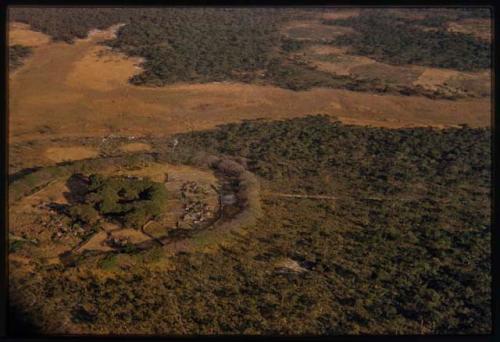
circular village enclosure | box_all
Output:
[9,151,262,269]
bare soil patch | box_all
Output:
[66,45,143,91]
[274,258,308,273]
[9,22,51,47]
[413,68,461,89]
[447,18,491,42]
[77,231,114,253]
[413,68,491,97]
[45,147,99,162]
[313,55,377,76]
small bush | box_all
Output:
[69,204,100,225]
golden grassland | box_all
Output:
[9,23,490,147]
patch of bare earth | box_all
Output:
[45,147,99,162]
[313,55,378,76]
[274,258,308,273]
[65,44,143,92]
[9,22,51,47]
[76,231,114,253]
[447,18,491,42]
[413,68,491,97]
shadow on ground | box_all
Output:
[8,303,41,337]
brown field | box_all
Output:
[447,18,491,42]
[313,54,378,76]
[45,146,99,162]
[8,22,51,46]
[8,22,491,165]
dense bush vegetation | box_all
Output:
[9,8,298,86]
[10,8,491,92]
[9,44,32,70]
[109,8,291,86]
[326,9,491,71]
[11,117,489,334]
[9,8,133,43]
[70,174,167,228]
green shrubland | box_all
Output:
[10,117,490,334]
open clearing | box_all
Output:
[447,18,491,42]
[45,146,99,162]
[8,22,51,47]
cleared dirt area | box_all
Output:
[313,55,378,76]
[413,68,462,89]
[66,44,143,92]
[77,231,114,253]
[45,146,99,162]
[8,22,491,149]
[8,22,51,46]
[447,18,491,42]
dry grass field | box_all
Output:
[9,23,490,148]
